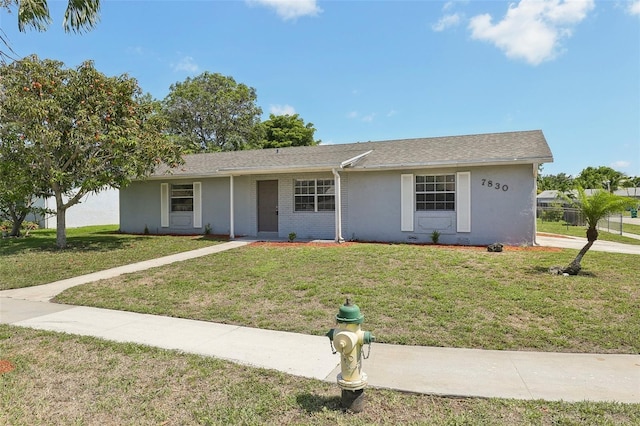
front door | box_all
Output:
[258,180,278,232]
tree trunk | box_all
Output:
[56,207,67,248]
[54,189,67,249]
[562,226,598,275]
[562,240,593,275]
[9,211,23,237]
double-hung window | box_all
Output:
[294,179,335,212]
[416,175,455,211]
[171,184,194,212]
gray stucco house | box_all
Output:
[120,130,553,245]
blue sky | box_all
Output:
[1,0,639,178]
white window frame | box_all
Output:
[294,179,335,212]
[415,174,456,211]
[171,183,194,212]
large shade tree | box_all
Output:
[162,72,262,153]
[575,166,627,192]
[0,55,182,248]
[556,188,636,275]
[254,113,320,149]
[537,172,575,192]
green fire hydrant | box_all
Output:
[327,298,374,412]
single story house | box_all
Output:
[120,130,553,245]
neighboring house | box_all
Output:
[537,188,640,207]
[120,130,553,246]
[31,188,120,229]
[536,188,639,225]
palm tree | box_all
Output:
[559,188,636,275]
[2,0,100,61]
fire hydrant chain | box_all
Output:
[362,340,372,360]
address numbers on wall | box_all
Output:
[481,179,509,192]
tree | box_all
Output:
[0,133,46,236]
[162,72,262,153]
[555,188,636,275]
[1,0,101,61]
[254,113,320,149]
[2,0,100,32]
[0,55,182,248]
[537,172,574,192]
[575,166,626,192]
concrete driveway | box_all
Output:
[536,233,640,255]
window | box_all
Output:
[171,183,194,212]
[416,175,455,211]
[294,179,335,212]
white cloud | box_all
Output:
[629,1,640,15]
[126,46,144,55]
[431,13,460,32]
[468,0,595,65]
[361,113,376,123]
[387,109,398,117]
[171,56,199,73]
[611,160,631,169]
[247,0,321,21]
[269,104,296,115]
[347,110,380,122]
[432,13,461,32]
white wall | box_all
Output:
[42,188,120,229]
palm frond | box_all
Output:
[17,0,51,32]
[63,0,100,33]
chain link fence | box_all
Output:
[537,205,625,235]
[537,205,584,226]
[597,213,624,235]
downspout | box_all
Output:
[229,175,235,239]
[332,168,344,243]
[533,163,538,246]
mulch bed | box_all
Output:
[250,241,561,252]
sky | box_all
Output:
[1,0,639,178]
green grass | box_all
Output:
[537,219,640,245]
[0,225,224,290]
[56,243,640,354]
[1,325,637,425]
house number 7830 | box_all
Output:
[481,179,509,191]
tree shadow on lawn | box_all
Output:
[528,265,597,277]
[0,233,151,256]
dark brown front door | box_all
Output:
[258,180,278,232]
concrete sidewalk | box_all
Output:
[2,298,638,403]
[1,238,639,403]
[536,233,640,254]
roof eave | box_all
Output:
[349,156,554,171]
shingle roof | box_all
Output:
[150,130,553,178]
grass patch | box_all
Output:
[537,220,640,245]
[56,243,640,354]
[1,325,637,425]
[0,225,224,290]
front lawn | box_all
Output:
[55,242,640,354]
[0,225,223,290]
